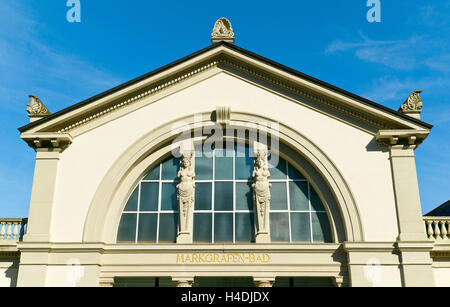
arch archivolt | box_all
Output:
[83,112,363,243]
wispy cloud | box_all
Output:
[325,33,436,71]
[0,1,122,113]
[361,76,450,104]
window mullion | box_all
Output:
[212,148,215,244]
[135,182,141,243]
[308,181,314,243]
[286,161,292,243]
[232,147,236,244]
[156,162,163,244]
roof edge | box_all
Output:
[18,41,433,133]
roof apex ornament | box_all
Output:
[211,17,235,44]
[399,90,423,120]
[27,95,51,122]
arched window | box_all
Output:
[117,143,332,243]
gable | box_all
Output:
[18,41,432,139]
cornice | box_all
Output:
[21,53,432,138]
[376,129,430,149]
[21,133,73,151]
[221,58,396,130]
[53,56,404,135]
[56,60,220,133]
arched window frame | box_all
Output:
[116,139,333,244]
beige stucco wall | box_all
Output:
[50,72,398,243]
[433,262,450,287]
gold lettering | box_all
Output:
[198,254,205,263]
[249,253,256,263]
[185,254,192,263]
[177,254,185,263]
[192,254,199,263]
[257,254,263,263]
[205,254,212,263]
[176,253,271,264]
[238,254,245,263]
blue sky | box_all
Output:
[0,0,449,217]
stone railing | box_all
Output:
[0,218,28,241]
[424,217,450,240]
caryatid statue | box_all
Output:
[176,148,195,243]
[252,145,271,243]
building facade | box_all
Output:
[1,18,449,287]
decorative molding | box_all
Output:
[211,17,235,44]
[21,133,73,151]
[216,106,231,124]
[399,90,423,113]
[173,277,194,287]
[253,278,275,287]
[376,129,430,148]
[47,51,424,144]
[252,142,271,243]
[176,141,195,244]
[430,250,450,259]
[27,95,51,120]
[57,61,220,133]
[55,56,403,135]
[220,58,396,130]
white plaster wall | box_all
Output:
[433,266,450,287]
[45,265,99,287]
[51,72,398,242]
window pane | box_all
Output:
[193,213,212,242]
[124,187,139,211]
[214,182,233,211]
[159,213,178,243]
[143,164,160,180]
[312,212,332,243]
[161,183,177,211]
[195,154,213,180]
[236,182,253,211]
[214,213,233,243]
[289,181,309,211]
[269,155,287,179]
[235,146,253,180]
[117,213,137,242]
[235,213,254,242]
[138,213,157,242]
[270,182,288,210]
[161,157,179,180]
[195,183,212,210]
[310,187,325,211]
[140,182,159,211]
[290,213,311,242]
[270,213,289,242]
[215,149,233,180]
[288,164,305,180]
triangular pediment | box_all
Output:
[19,42,432,139]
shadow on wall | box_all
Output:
[365,137,388,153]
[4,263,18,287]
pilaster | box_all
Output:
[25,148,61,242]
[376,129,434,286]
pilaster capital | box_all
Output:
[253,277,275,287]
[99,277,115,287]
[172,277,194,287]
[376,129,429,149]
[21,133,73,152]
